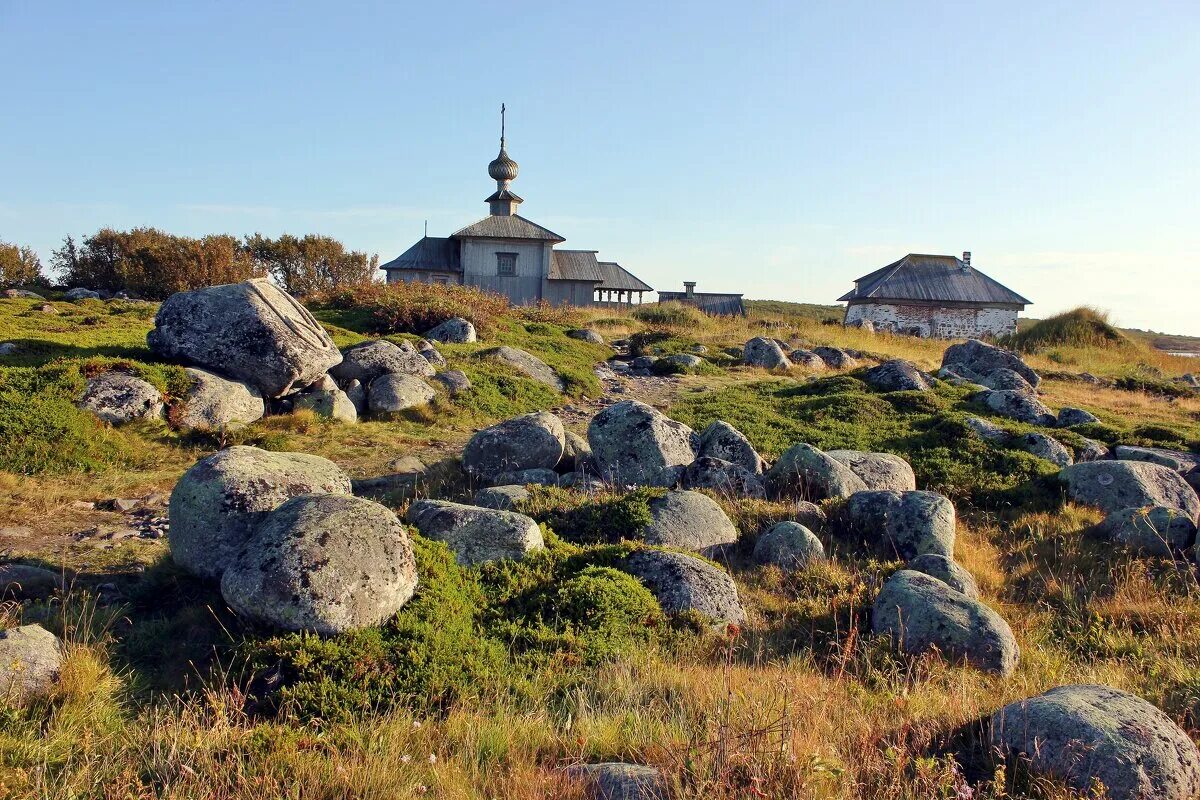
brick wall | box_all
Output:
[845,302,1017,338]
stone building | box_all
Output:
[839,252,1030,338]
[380,109,652,307]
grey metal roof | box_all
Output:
[379,236,461,272]
[838,254,1031,306]
[549,249,604,282]
[452,214,565,242]
[658,291,746,316]
[595,261,653,292]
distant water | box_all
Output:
[1166,351,1199,358]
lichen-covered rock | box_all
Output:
[220,494,417,635]
[753,521,824,571]
[697,421,765,474]
[765,443,867,501]
[942,339,1040,388]
[480,346,563,391]
[344,379,367,414]
[1096,506,1198,556]
[564,762,670,800]
[64,287,101,301]
[1114,445,1200,491]
[788,349,826,370]
[826,450,917,492]
[331,340,435,384]
[1060,461,1200,521]
[588,400,695,487]
[0,564,62,600]
[640,490,739,556]
[743,337,791,370]
[813,346,857,369]
[473,485,531,511]
[433,369,471,397]
[424,317,476,344]
[872,570,1017,675]
[664,353,703,370]
[1018,433,1074,467]
[418,343,446,369]
[864,360,934,392]
[295,387,357,423]
[367,373,436,414]
[148,279,342,397]
[462,411,565,484]
[77,371,164,425]
[844,490,956,559]
[558,431,594,474]
[1075,437,1110,463]
[168,446,353,579]
[1057,407,1099,427]
[793,500,828,531]
[621,550,746,626]
[963,415,1011,443]
[682,456,766,499]
[0,625,63,704]
[566,328,605,345]
[990,684,1200,800]
[406,500,544,566]
[174,367,264,430]
[905,554,979,599]
[490,467,560,487]
[978,388,1056,426]
[980,367,1036,394]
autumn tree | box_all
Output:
[244,233,379,296]
[0,240,46,287]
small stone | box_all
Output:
[406,500,544,566]
[1057,407,1099,427]
[753,521,824,571]
[0,625,63,704]
[367,373,436,414]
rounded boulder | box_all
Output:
[753,521,825,571]
[640,490,739,556]
[588,400,696,487]
[462,411,565,484]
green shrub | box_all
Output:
[631,302,707,328]
[551,567,664,663]
[516,485,663,545]
[311,281,511,335]
[1006,307,1128,353]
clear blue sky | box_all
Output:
[2,1,1197,334]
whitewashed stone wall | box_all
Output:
[845,303,1018,339]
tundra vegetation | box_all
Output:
[1,280,1199,799]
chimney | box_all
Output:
[683,281,696,298]
[962,251,972,271]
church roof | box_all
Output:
[595,261,653,292]
[379,236,460,272]
[452,214,565,242]
[549,250,604,282]
[839,254,1031,306]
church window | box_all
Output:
[496,252,517,276]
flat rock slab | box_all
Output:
[1060,460,1200,521]
[621,550,745,627]
[220,494,418,635]
[0,625,63,705]
[480,346,563,391]
[990,684,1200,800]
[148,279,341,397]
[406,500,544,566]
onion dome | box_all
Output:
[488,143,519,183]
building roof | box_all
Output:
[595,261,653,292]
[658,291,746,316]
[379,236,460,272]
[452,214,565,242]
[838,254,1031,306]
[549,249,604,282]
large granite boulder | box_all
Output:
[405,500,544,566]
[990,684,1200,800]
[588,400,695,487]
[978,388,1056,426]
[1114,445,1200,491]
[168,446,353,579]
[461,411,565,484]
[864,360,934,392]
[173,367,264,430]
[0,625,63,705]
[1018,432,1074,467]
[905,554,979,599]
[77,371,164,425]
[813,346,857,369]
[620,550,746,627]
[331,339,434,384]
[148,279,341,397]
[564,763,669,800]
[743,337,791,370]
[424,317,476,344]
[942,339,1040,388]
[480,346,563,391]
[872,570,1018,675]
[696,421,765,474]
[843,490,956,559]
[1096,506,1198,556]
[1057,407,1099,427]
[220,494,418,635]
[765,443,867,501]
[826,450,916,492]
[682,457,765,499]
[1060,461,1200,521]
[752,521,824,571]
[979,367,1036,394]
[640,490,739,556]
[367,373,436,414]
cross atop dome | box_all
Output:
[486,103,523,216]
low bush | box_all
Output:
[515,485,663,544]
[631,302,708,328]
[1006,307,1128,353]
[311,281,510,335]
